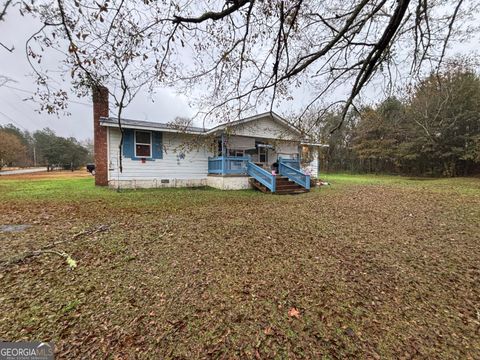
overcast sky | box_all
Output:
[0,9,195,140]
[0,4,478,140]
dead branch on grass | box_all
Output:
[0,224,110,269]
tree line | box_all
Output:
[0,125,92,171]
[307,66,480,177]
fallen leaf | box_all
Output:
[288,307,300,318]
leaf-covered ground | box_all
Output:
[0,172,479,359]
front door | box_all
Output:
[258,145,268,165]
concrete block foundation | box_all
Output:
[206,175,252,190]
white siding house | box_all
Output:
[98,112,320,191]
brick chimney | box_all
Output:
[92,85,109,186]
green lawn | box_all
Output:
[0,173,479,358]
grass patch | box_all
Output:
[322,172,480,195]
[62,300,81,314]
[0,172,479,358]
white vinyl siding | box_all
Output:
[108,128,212,181]
[227,116,298,140]
[275,141,299,155]
[227,136,255,150]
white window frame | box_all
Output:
[228,149,245,157]
[134,130,152,158]
[258,146,268,163]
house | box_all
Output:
[93,86,320,193]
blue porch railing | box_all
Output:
[278,157,300,169]
[208,156,250,175]
[208,156,308,193]
[279,160,310,190]
[246,161,276,192]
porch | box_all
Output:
[207,156,300,176]
[206,130,312,193]
[207,156,310,194]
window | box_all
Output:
[228,149,245,157]
[255,141,271,163]
[259,146,268,163]
[135,130,152,158]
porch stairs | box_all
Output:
[250,176,309,194]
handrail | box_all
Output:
[278,157,300,169]
[278,161,310,190]
[208,156,223,174]
[211,156,251,161]
[246,161,276,192]
[208,156,250,175]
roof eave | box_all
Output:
[205,111,303,136]
[99,118,206,135]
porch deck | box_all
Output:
[207,156,310,193]
[207,156,300,176]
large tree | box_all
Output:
[0,130,28,169]
[403,66,480,175]
[32,127,89,169]
[353,97,408,173]
[12,0,477,130]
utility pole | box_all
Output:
[33,147,36,167]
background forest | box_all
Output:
[0,126,91,170]
[307,66,480,177]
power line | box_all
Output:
[5,90,57,129]
[2,85,92,107]
[1,85,58,129]
[0,110,28,130]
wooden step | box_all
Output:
[276,179,294,185]
[276,181,301,187]
[249,178,270,193]
[275,188,309,195]
[276,179,300,187]
[250,177,309,195]
[275,176,290,182]
[276,184,304,190]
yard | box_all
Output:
[0,172,479,359]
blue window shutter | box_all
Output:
[152,131,163,159]
[122,129,134,159]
